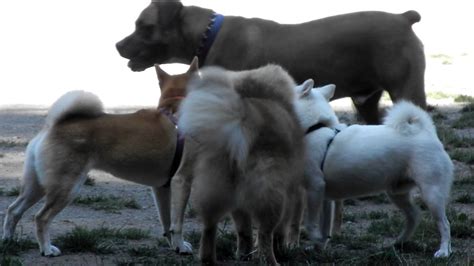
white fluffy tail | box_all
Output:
[179,68,252,165]
[384,101,435,136]
[179,65,295,166]
[45,90,103,127]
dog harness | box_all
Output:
[196,13,225,67]
[305,123,341,171]
[159,108,185,187]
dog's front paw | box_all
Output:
[41,245,61,257]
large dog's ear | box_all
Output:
[156,1,183,26]
[319,84,336,101]
[297,79,314,98]
[187,57,199,73]
[154,64,170,87]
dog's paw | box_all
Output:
[41,245,61,257]
[175,241,193,255]
[434,248,451,258]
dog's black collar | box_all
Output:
[304,122,342,171]
[196,13,224,67]
[305,123,327,135]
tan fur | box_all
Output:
[2,58,199,257]
[179,65,305,265]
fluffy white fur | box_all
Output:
[45,90,103,127]
[294,79,453,258]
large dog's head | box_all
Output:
[116,1,187,71]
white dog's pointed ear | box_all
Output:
[187,57,199,73]
[298,79,314,98]
[320,84,336,100]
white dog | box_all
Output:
[294,79,453,258]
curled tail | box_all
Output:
[384,101,435,136]
[179,65,296,165]
[179,67,254,165]
[402,10,421,24]
[45,90,103,127]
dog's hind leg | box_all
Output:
[151,186,172,245]
[419,184,452,258]
[387,192,420,243]
[352,90,383,125]
[34,173,86,257]
[231,209,253,260]
[3,148,44,240]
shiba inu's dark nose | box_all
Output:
[116,37,135,59]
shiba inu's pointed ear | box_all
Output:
[187,57,199,73]
[319,84,336,101]
[297,79,314,98]
[154,64,170,85]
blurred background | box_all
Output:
[0,0,472,107]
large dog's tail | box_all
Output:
[384,100,436,136]
[45,90,103,127]
[179,65,296,165]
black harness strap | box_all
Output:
[159,108,185,187]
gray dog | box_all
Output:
[116,0,426,124]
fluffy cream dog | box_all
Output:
[178,65,305,265]
[294,79,453,258]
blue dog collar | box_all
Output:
[196,13,224,66]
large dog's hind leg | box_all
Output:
[231,209,253,260]
[387,192,420,243]
[151,186,172,245]
[3,149,44,240]
[352,90,383,125]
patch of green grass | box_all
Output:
[455,193,474,204]
[450,149,474,164]
[453,175,474,186]
[367,214,404,237]
[359,193,390,204]
[436,126,474,148]
[461,102,474,112]
[427,91,452,100]
[360,210,390,220]
[55,226,150,254]
[185,205,197,219]
[449,211,474,238]
[453,111,474,129]
[73,195,141,211]
[0,186,21,197]
[1,237,37,256]
[430,54,453,65]
[454,94,474,103]
[343,213,357,223]
[0,140,28,148]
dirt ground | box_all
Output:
[0,95,473,265]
